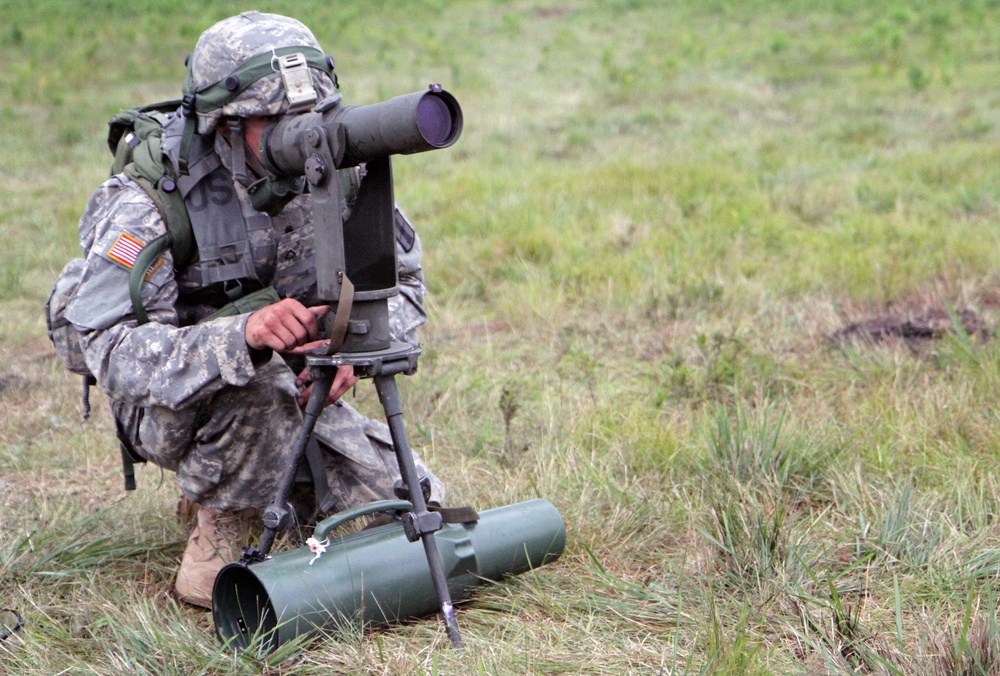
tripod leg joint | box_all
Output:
[402,511,443,542]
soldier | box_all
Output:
[62,11,444,608]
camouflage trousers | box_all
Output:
[114,355,444,514]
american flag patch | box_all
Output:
[105,232,145,269]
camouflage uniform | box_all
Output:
[65,131,442,515]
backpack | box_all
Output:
[45,100,196,377]
[107,100,195,272]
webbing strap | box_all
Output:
[128,233,172,326]
[177,109,197,176]
[123,167,194,269]
[189,47,332,112]
[431,504,480,524]
[198,286,282,324]
[325,274,354,354]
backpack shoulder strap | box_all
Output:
[107,101,197,324]
[127,232,173,326]
[122,169,194,268]
[121,171,192,325]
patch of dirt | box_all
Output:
[0,374,29,393]
[535,5,575,18]
[829,306,991,350]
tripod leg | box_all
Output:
[374,374,462,647]
[256,367,335,558]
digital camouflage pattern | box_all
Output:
[388,207,427,348]
[186,11,337,135]
[67,137,441,512]
[137,357,442,513]
[45,257,90,375]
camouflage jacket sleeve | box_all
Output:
[64,175,261,410]
[388,206,427,347]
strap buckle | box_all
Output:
[181,93,197,117]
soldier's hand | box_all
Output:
[295,364,359,408]
[245,299,330,352]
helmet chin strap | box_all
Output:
[221,115,305,215]
[226,118,250,186]
[244,140,273,181]
[224,117,272,187]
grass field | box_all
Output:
[5,0,1000,673]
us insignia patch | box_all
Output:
[105,232,144,269]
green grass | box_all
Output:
[7,0,1000,672]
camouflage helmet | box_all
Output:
[183,11,337,135]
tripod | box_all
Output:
[243,340,463,647]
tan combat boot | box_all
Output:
[174,506,256,609]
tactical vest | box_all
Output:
[108,104,277,323]
[160,114,276,308]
